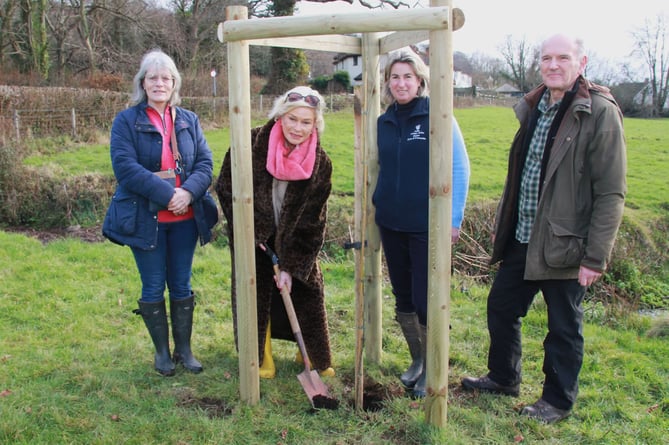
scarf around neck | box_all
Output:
[266,119,317,181]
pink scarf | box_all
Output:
[266,119,317,180]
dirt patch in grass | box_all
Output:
[174,387,234,418]
[5,224,105,244]
[340,374,406,412]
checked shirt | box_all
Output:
[515,92,561,243]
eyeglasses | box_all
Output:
[286,92,320,107]
[144,75,174,85]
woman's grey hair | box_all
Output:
[382,50,430,105]
[130,49,182,106]
[268,86,326,134]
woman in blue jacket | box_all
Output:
[373,50,470,398]
[103,49,217,376]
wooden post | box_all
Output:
[225,5,260,405]
[352,86,365,411]
[219,5,461,423]
[13,110,20,141]
[361,33,383,366]
[424,0,455,427]
[71,108,77,139]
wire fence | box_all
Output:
[0,85,514,143]
[0,91,358,142]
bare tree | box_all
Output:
[498,34,539,93]
[72,0,97,74]
[584,51,638,87]
[632,14,669,117]
[3,0,428,88]
[467,52,506,90]
[0,0,20,67]
[260,0,310,94]
[3,0,49,77]
[303,0,415,9]
[46,0,84,80]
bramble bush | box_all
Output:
[0,139,114,228]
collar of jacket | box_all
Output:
[137,101,189,132]
[523,77,580,108]
[380,96,429,124]
[521,76,618,115]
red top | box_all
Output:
[146,105,193,223]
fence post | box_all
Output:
[13,110,20,142]
[71,108,77,138]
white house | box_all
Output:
[332,44,472,89]
[333,53,363,86]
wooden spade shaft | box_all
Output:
[272,264,332,403]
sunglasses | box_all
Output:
[286,92,320,107]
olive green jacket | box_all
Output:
[491,76,627,280]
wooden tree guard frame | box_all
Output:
[218,1,463,427]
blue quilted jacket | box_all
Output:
[103,102,215,249]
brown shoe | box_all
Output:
[461,375,520,396]
[520,398,570,424]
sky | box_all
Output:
[295,0,667,62]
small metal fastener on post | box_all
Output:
[343,241,366,250]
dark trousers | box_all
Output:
[131,219,198,302]
[487,239,585,410]
[378,226,429,326]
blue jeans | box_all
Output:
[378,226,429,326]
[487,239,585,410]
[131,219,198,303]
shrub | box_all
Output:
[332,70,351,92]
[81,73,126,92]
[0,140,114,228]
[310,75,330,92]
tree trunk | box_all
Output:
[262,0,309,94]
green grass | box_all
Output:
[23,115,356,195]
[4,107,669,444]
[454,107,518,202]
[620,117,669,221]
[26,107,669,222]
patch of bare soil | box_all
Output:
[173,387,233,418]
[340,375,406,412]
[5,225,105,244]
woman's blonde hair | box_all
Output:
[130,48,182,106]
[268,86,326,134]
[382,50,430,105]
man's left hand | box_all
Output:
[578,265,602,287]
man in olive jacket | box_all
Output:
[462,34,626,424]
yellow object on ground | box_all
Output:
[295,349,335,377]
[259,321,275,379]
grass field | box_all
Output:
[3,107,668,444]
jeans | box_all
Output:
[378,226,429,326]
[131,219,198,303]
[487,239,585,410]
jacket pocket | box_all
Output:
[543,218,586,268]
[103,192,138,236]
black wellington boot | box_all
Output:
[134,300,175,376]
[170,294,203,373]
[412,324,428,398]
[396,311,423,388]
